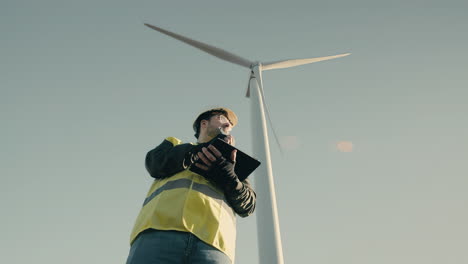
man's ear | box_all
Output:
[200,120,208,129]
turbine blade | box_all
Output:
[246,73,253,98]
[262,53,351,71]
[144,23,253,68]
[252,67,284,155]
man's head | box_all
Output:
[193,108,238,141]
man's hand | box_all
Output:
[194,145,236,171]
[223,135,235,146]
[187,134,234,169]
[194,145,240,191]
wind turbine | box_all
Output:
[144,23,350,264]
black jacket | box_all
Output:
[145,138,256,217]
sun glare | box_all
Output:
[337,141,353,152]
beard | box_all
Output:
[205,123,234,145]
[206,125,222,139]
[206,124,230,139]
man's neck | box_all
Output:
[197,134,213,144]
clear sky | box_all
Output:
[2,0,468,263]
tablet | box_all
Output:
[190,138,261,181]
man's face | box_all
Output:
[206,114,233,138]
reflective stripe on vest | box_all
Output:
[142,178,235,221]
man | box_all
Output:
[127,108,256,264]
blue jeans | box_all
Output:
[126,229,232,264]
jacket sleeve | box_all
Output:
[225,179,256,217]
[145,137,196,179]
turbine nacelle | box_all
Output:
[250,62,262,69]
[246,63,270,100]
[246,63,263,98]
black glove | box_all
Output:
[202,156,241,192]
[184,143,206,167]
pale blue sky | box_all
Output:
[2,1,468,263]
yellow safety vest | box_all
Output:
[130,137,237,262]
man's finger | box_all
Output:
[194,162,209,171]
[231,149,237,162]
[228,135,236,146]
[197,151,212,167]
[202,147,217,162]
[207,145,223,158]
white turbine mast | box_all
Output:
[144,23,350,264]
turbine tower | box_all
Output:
[144,23,350,264]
